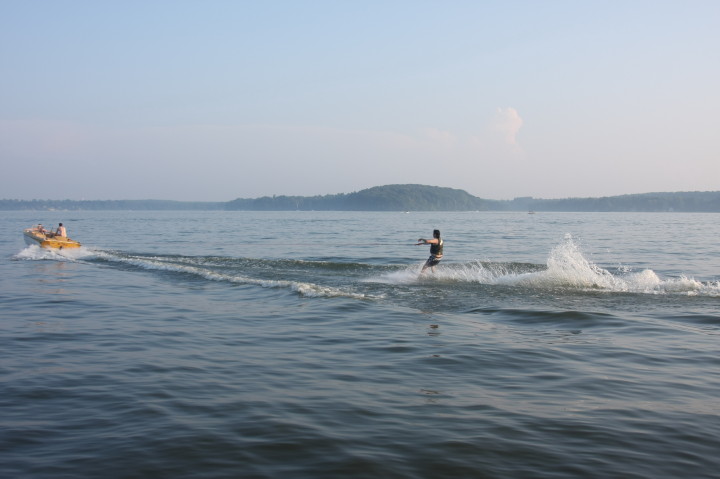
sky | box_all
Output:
[1,0,718,201]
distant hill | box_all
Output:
[225,184,489,211]
[2,185,719,212]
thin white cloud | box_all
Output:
[493,107,524,146]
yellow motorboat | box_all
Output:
[23,226,81,249]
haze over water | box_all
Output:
[2,210,719,478]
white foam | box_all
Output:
[371,267,423,284]
[14,245,95,262]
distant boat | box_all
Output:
[528,211,536,215]
[23,226,81,249]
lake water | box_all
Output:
[2,210,719,478]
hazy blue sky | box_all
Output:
[2,1,718,201]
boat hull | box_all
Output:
[23,229,81,249]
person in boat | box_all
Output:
[35,224,47,234]
[417,229,444,273]
[55,223,67,238]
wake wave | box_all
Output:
[14,244,94,262]
[88,250,370,300]
[374,236,720,297]
[15,245,373,299]
[15,238,720,298]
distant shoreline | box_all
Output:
[2,184,719,212]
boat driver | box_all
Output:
[55,223,67,237]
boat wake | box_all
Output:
[87,250,371,300]
[373,236,720,297]
[14,236,719,298]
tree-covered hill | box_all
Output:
[225,184,488,211]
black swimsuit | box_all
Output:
[425,239,443,267]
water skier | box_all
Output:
[417,229,443,273]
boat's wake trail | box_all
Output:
[86,249,371,300]
[15,237,719,298]
[372,236,720,297]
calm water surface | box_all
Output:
[1,211,719,478]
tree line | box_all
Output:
[2,185,719,212]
